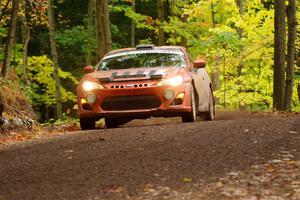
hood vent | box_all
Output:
[110,83,149,89]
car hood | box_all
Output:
[86,67,184,82]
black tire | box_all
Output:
[105,118,119,129]
[80,118,96,130]
[182,88,197,123]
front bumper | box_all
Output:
[77,82,192,119]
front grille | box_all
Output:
[101,95,161,111]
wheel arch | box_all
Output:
[208,82,215,116]
[191,79,200,112]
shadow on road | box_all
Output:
[121,111,262,128]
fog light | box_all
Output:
[86,93,97,104]
[176,93,185,99]
[173,93,185,105]
[163,89,175,100]
[81,98,87,104]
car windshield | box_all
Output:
[97,50,187,71]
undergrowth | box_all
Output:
[0,70,35,121]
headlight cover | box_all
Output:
[163,89,175,100]
[86,93,97,104]
[82,81,103,91]
[157,75,183,87]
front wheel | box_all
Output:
[182,88,197,123]
[80,117,96,130]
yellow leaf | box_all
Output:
[182,177,192,182]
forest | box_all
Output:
[0,0,299,122]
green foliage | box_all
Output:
[214,70,273,110]
[55,18,96,72]
[55,16,121,69]
[0,27,7,37]
[16,56,77,109]
[1,0,297,118]
[161,0,299,111]
[56,17,96,56]
[112,5,155,31]
[0,44,23,63]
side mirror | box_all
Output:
[193,59,206,69]
[83,65,94,74]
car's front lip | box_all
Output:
[77,82,192,118]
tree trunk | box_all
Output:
[95,0,111,61]
[102,0,111,52]
[20,0,30,85]
[95,0,105,61]
[211,66,220,91]
[1,0,19,78]
[180,15,187,47]
[210,0,220,91]
[0,0,3,17]
[167,0,176,45]
[297,83,300,101]
[47,0,62,119]
[157,0,164,46]
[131,0,136,47]
[211,0,215,28]
[180,36,187,47]
[273,0,286,111]
[21,23,30,85]
[86,0,95,65]
[236,0,244,39]
[0,96,3,125]
[236,0,244,76]
[284,0,296,111]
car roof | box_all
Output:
[105,45,186,56]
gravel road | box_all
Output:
[0,113,299,200]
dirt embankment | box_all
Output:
[0,71,36,133]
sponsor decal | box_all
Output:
[109,70,165,80]
[98,70,166,82]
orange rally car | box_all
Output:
[77,45,214,129]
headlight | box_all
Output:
[86,93,97,104]
[163,89,175,100]
[82,81,103,91]
[157,76,183,87]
